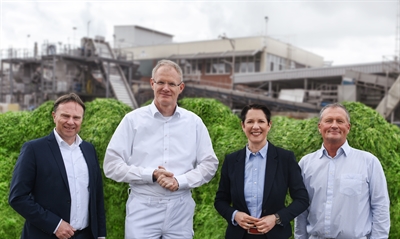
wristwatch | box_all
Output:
[274,213,281,225]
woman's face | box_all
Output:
[241,108,271,146]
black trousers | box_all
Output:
[71,227,93,239]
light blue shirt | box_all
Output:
[232,143,268,224]
[294,141,390,239]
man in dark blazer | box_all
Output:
[214,104,309,239]
[9,93,106,239]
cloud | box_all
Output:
[0,1,397,65]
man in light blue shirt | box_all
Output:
[294,103,390,239]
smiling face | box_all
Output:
[52,101,84,145]
[151,65,184,116]
[242,108,271,150]
[318,106,351,147]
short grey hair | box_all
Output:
[151,59,183,82]
[319,103,350,123]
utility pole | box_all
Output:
[87,21,91,38]
[218,33,235,90]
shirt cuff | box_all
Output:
[231,210,238,226]
[53,219,62,234]
[143,167,156,183]
[174,175,188,190]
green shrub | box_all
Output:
[0,148,24,239]
[1,98,399,239]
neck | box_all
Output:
[156,104,176,117]
[248,141,267,153]
[323,141,344,157]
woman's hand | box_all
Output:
[234,211,260,230]
[253,214,276,234]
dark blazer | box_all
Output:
[214,142,309,239]
[9,131,106,239]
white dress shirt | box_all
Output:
[294,141,390,239]
[54,129,89,230]
[103,101,219,197]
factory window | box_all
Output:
[248,62,255,72]
[204,55,260,75]
[180,59,203,75]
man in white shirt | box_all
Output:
[103,59,219,239]
[294,103,390,239]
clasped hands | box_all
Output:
[234,211,276,234]
[153,166,179,192]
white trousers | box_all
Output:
[125,190,195,239]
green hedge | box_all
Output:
[0,98,399,238]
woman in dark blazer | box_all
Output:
[214,104,309,239]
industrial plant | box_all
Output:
[1,24,399,125]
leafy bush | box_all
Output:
[0,98,399,239]
[0,148,24,238]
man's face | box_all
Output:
[151,65,184,110]
[318,107,350,145]
[52,101,84,145]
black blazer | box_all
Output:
[214,142,309,239]
[9,131,106,239]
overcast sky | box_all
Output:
[0,0,398,66]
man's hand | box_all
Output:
[153,166,174,181]
[157,176,179,191]
[55,220,76,239]
[154,166,179,191]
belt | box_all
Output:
[247,226,263,235]
[71,227,90,238]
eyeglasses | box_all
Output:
[152,79,183,88]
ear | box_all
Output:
[179,82,185,92]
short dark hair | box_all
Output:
[53,93,85,113]
[240,104,271,123]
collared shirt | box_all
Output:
[244,143,268,218]
[54,129,89,230]
[103,101,219,197]
[294,141,390,239]
[231,143,268,224]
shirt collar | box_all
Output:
[150,101,181,118]
[319,140,350,159]
[53,128,82,147]
[245,142,269,159]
